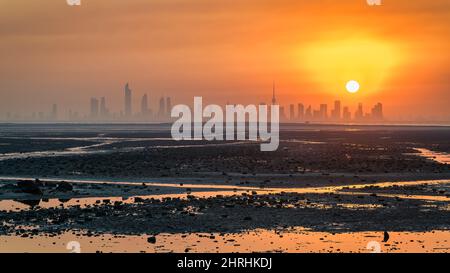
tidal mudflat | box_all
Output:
[0,123,449,253]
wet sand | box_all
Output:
[0,177,449,253]
[0,124,449,253]
[1,229,449,253]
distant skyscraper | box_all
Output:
[319,104,328,120]
[331,100,341,120]
[289,104,295,120]
[280,106,286,121]
[158,97,166,118]
[124,83,132,118]
[166,97,172,117]
[297,103,304,120]
[355,103,364,120]
[51,104,58,121]
[313,109,321,120]
[141,94,149,117]
[90,98,99,119]
[271,81,277,105]
[100,97,108,118]
[371,103,383,120]
[305,105,312,120]
[343,106,351,121]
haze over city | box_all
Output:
[0,82,385,123]
[0,0,449,123]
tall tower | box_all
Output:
[158,97,166,118]
[166,97,172,117]
[289,104,295,120]
[297,103,305,120]
[141,94,149,116]
[51,104,58,121]
[343,106,351,121]
[320,104,328,120]
[90,98,99,119]
[124,83,132,118]
[332,100,341,120]
[100,97,108,118]
[271,81,277,105]
[355,103,364,121]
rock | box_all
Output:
[34,179,44,187]
[134,197,145,203]
[17,180,42,195]
[147,236,157,244]
[55,181,73,192]
[15,199,41,207]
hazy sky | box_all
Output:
[0,0,449,120]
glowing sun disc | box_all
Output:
[346,80,360,93]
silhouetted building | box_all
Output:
[343,106,351,121]
[313,109,321,120]
[289,104,295,120]
[280,106,286,121]
[331,100,341,120]
[272,81,277,105]
[166,97,172,117]
[90,98,99,119]
[141,94,149,117]
[355,103,364,121]
[371,103,383,121]
[319,104,328,120]
[158,97,166,118]
[297,103,304,120]
[51,104,58,120]
[124,83,132,118]
[100,97,108,118]
[305,105,312,120]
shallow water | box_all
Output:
[1,229,449,253]
[0,137,252,161]
[1,177,449,211]
[414,148,450,165]
[1,178,449,253]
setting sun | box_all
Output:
[299,36,403,97]
[346,80,360,93]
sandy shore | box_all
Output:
[1,175,449,235]
[0,124,449,252]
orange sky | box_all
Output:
[0,0,449,121]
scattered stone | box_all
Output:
[17,180,42,195]
[147,236,157,244]
[383,231,390,243]
[55,181,73,192]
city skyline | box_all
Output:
[0,82,385,124]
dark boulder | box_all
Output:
[147,236,157,244]
[15,199,41,207]
[34,178,44,187]
[55,181,73,192]
[17,180,42,195]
